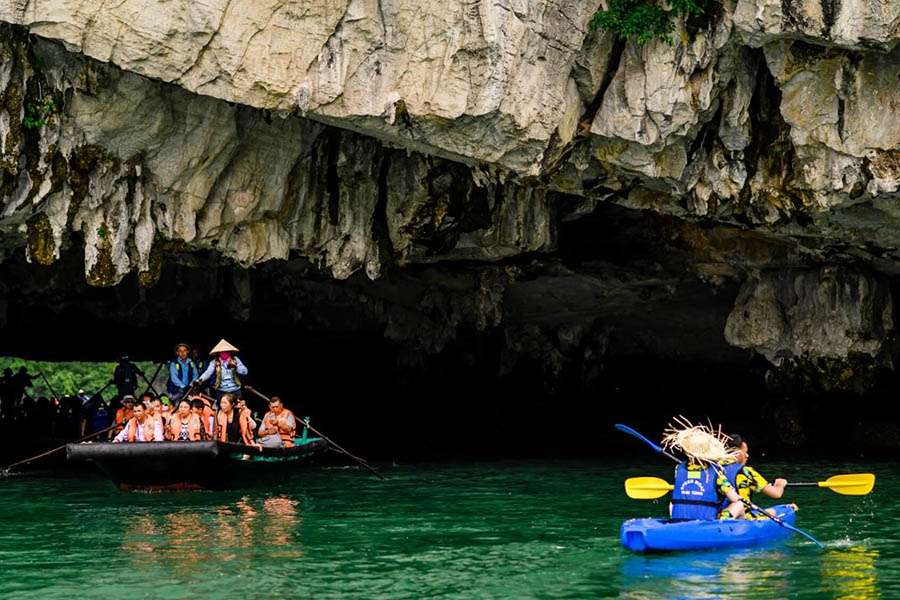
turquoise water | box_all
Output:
[0,460,896,598]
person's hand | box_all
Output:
[774,478,788,488]
[228,358,237,368]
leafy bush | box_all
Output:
[0,358,159,398]
[23,96,57,130]
[590,0,705,45]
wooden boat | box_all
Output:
[66,438,328,491]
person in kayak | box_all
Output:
[166,399,203,441]
[257,396,297,448]
[112,401,163,442]
[216,393,257,446]
[662,417,743,521]
[718,434,790,519]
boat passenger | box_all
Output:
[166,399,203,441]
[718,434,790,519]
[190,398,214,440]
[146,396,165,432]
[216,394,257,446]
[235,397,257,436]
[670,460,743,521]
[112,354,142,399]
[257,396,297,449]
[109,395,135,439]
[168,343,198,401]
[195,339,247,403]
[112,402,163,442]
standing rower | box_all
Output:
[196,339,248,403]
[167,343,198,401]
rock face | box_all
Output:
[725,267,893,363]
[1,1,900,377]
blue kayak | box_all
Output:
[621,504,796,553]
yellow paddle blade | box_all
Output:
[625,477,674,500]
[818,473,875,496]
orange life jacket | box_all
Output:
[217,409,252,445]
[114,407,134,432]
[168,414,202,441]
[263,409,296,448]
[126,417,156,442]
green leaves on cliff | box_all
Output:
[22,96,57,130]
[590,0,705,45]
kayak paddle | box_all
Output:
[742,500,824,548]
[615,423,825,548]
[788,473,875,496]
[614,424,682,463]
[625,476,673,499]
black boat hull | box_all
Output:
[66,440,328,490]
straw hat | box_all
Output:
[209,339,239,355]
[661,416,738,466]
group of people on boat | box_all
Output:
[109,339,300,449]
[666,420,792,522]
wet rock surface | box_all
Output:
[1,3,900,446]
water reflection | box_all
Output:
[620,548,792,598]
[822,546,879,599]
[121,495,303,567]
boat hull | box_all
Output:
[66,440,328,491]
[620,504,797,553]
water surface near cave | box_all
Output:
[0,460,896,598]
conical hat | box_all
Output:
[209,339,239,355]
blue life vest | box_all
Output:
[671,464,721,521]
[167,359,197,394]
[718,461,745,511]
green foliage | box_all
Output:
[23,96,57,129]
[590,0,705,45]
[97,224,108,239]
[0,358,157,397]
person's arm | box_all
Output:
[169,362,181,387]
[234,357,248,376]
[112,426,128,443]
[751,467,785,499]
[197,361,215,384]
[277,412,296,434]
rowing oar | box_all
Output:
[616,423,825,548]
[1,423,117,474]
[244,385,385,480]
[37,371,61,400]
[142,360,167,396]
[137,365,161,398]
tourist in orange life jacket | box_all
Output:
[257,396,297,449]
[189,398,214,440]
[235,396,257,437]
[166,399,203,441]
[195,339,248,403]
[109,395,135,439]
[216,394,258,446]
[112,402,163,442]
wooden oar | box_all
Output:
[788,474,875,496]
[1,424,118,474]
[142,360,167,396]
[37,371,61,400]
[244,385,385,480]
[615,423,825,548]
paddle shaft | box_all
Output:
[137,366,161,398]
[2,423,118,472]
[615,423,824,548]
[243,386,385,480]
[37,371,61,400]
[143,360,167,396]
